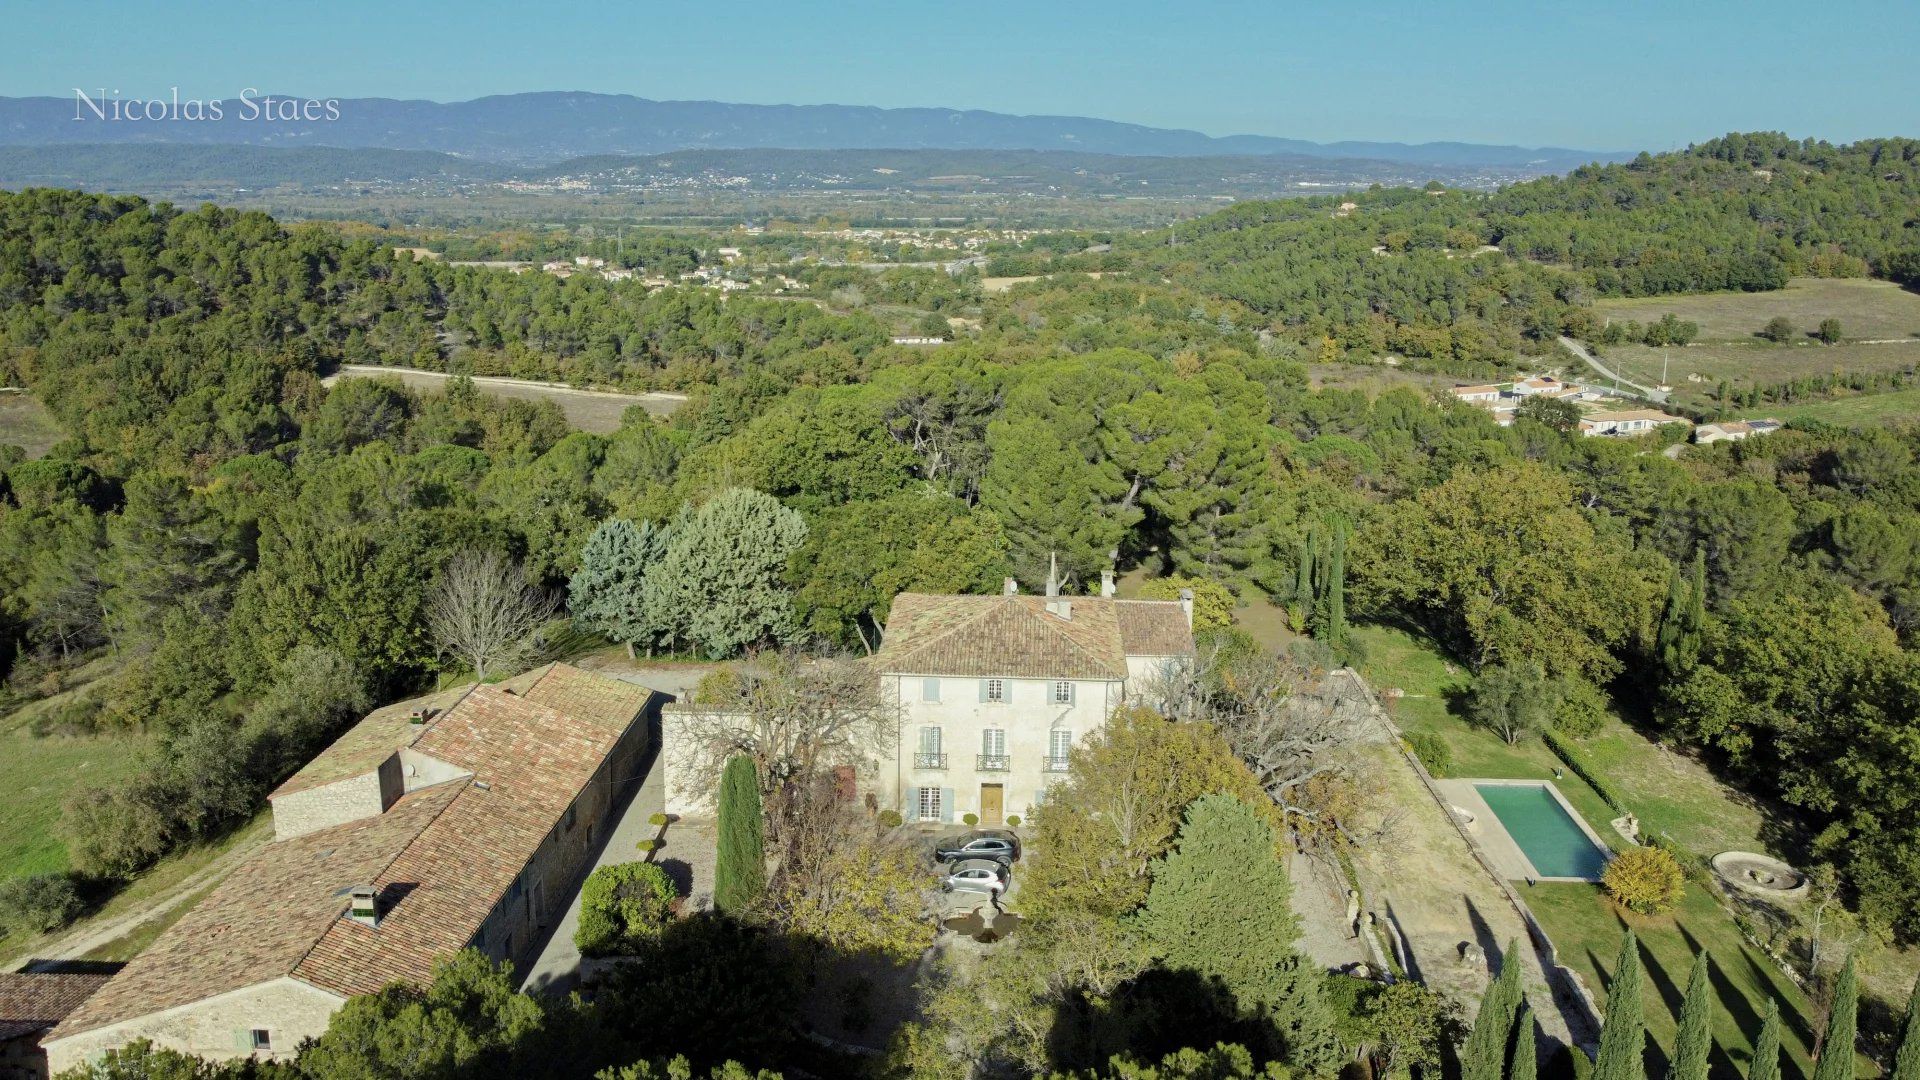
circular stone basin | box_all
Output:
[1711,851,1809,900]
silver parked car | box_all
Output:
[941,858,1012,895]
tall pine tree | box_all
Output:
[1668,952,1713,1080]
[1750,1000,1782,1080]
[1893,980,1920,1080]
[1594,932,1647,1080]
[1814,957,1859,1080]
[714,755,765,915]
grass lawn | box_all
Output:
[1351,623,1833,1078]
[1530,883,1822,1080]
[1594,278,1920,343]
[0,725,149,879]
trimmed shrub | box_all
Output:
[1602,846,1686,915]
[1541,729,1630,814]
[1005,815,1021,828]
[0,873,85,937]
[647,812,669,828]
[875,809,903,828]
[962,813,979,827]
[1405,731,1453,778]
[575,861,677,957]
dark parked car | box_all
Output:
[934,832,1019,866]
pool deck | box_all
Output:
[1435,779,1612,883]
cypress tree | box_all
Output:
[1750,1000,1781,1080]
[1464,942,1526,1080]
[1814,958,1860,1080]
[714,754,765,915]
[1324,521,1347,648]
[1668,953,1713,1080]
[1893,980,1920,1080]
[1292,532,1313,631]
[1509,1004,1538,1080]
[1595,932,1647,1080]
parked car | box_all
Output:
[934,832,1019,866]
[942,858,1012,896]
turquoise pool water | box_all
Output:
[1474,783,1610,879]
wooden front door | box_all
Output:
[979,784,1004,826]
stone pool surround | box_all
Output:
[1435,779,1614,883]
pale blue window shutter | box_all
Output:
[941,787,955,823]
[923,677,940,702]
[977,679,989,703]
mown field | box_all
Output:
[1595,278,1920,343]
[323,366,685,432]
[1596,340,1920,411]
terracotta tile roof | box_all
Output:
[53,665,651,1040]
[875,593,1191,679]
[1116,600,1198,656]
[50,783,465,1041]
[295,686,625,997]
[512,663,656,735]
[0,970,113,1041]
[271,685,472,798]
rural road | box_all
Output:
[1557,336,1668,403]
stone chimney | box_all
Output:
[347,884,381,928]
[1002,577,1019,596]
[1044,552,1060,598]
[1099,569,1116,598]
[1178,587,1194,630]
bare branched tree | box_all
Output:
[672,651,900,834]
[1151,635,1388,849]
[426,549,557,682]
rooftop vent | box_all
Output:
[1046,598,1073,622]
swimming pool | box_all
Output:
[1474,782,1610,880]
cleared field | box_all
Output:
[0,726,148,879]
[0,392,64,458]
[324,366,685,432]
[1764,386,1920,426]
[1595,278,1920,342]
[1596,340,1920,410]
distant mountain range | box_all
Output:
[0,91,1621,170]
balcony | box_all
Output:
[976,754,1010,772]
[1043,755,1071,773]
[914,752,948,770]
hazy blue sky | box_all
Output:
[5,0,1915,150]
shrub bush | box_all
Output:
[875,809,903,828]
[962,813,979,827]
[1541,729,1630,814]
[1602,846,1686,915]
[647,812,669,828]
[1404,731,1453,778]
[0,872,85,937]
[575,861,677,957]
[1005,815,1021,828]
